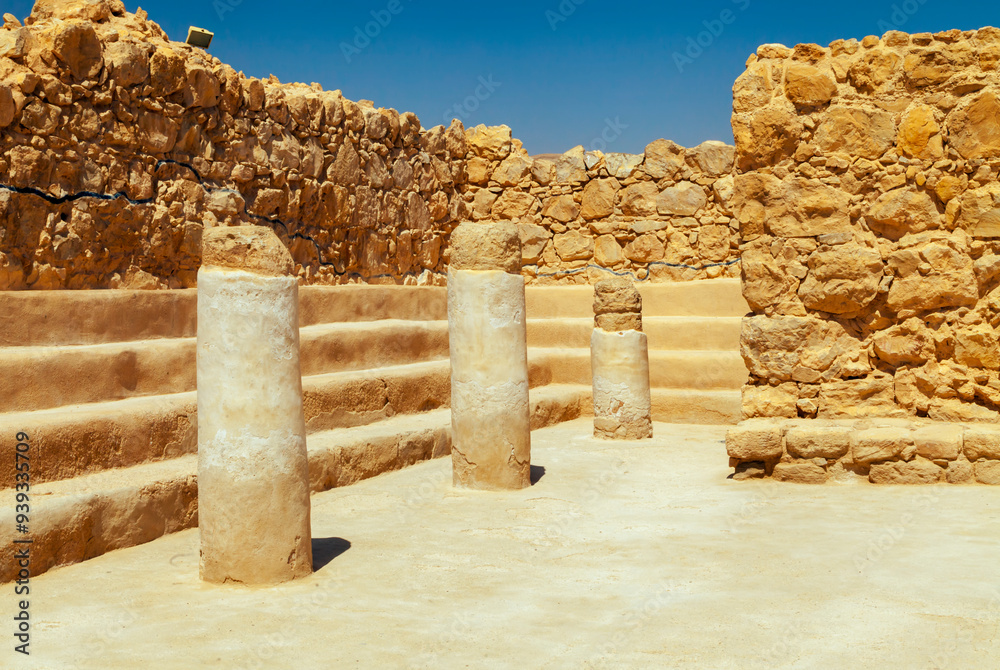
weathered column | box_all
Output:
[591,276,653,440]
[448,222,531,490]
[197,226,312,584]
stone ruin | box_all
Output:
[726,29,1000,485]
[3,0,1000,593]
[0,1,739,291]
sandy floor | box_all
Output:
[9,419,1000,669]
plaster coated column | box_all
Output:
[197,226,312,584]
[447,222,531,490]
[591,276,653,440]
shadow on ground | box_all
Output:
[312,537,351,571]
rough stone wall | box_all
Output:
[0,1,739,290]
[462,126,741,284]
[0,0,467,290]
[731,27,1000,424]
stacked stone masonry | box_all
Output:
[0,0,739,290]
[728,26,1000,482]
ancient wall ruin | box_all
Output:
[465,129,740,285]
[727,27,1000,484]
[0,0,738,290]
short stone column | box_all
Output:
[447,222,531,490]
[591,276,653,440]
[197,226,313,584]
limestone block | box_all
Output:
[542,194,579,223]
[869,459,943,485]
[773,460,829,484]
[604,153,643,178]
[726,420,784,461]
[784,63,837,106]
[581,178,619,220]
[553,230,594,261]
[797,243,882,314]
[946,458,975,484]
[733,103,803,170]
[867,188,941,240]
[593,275,641,317]
[620,182,658,217]
[974,460,1000,485]
[642,139,686,179]
[912,424,962,460]
[785,425,850,459]
[851,427,913,466]
[813,106,895,159]
[897,104,943,159]
[686,141,735,177]
[742,384,798,419]
[657,181,707,216]
[947,91,1000,160]
[450,221,521,273]
[197,226,312,585]
[963,425,1000,461]
[465,124,512,161]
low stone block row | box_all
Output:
[727,417,1000,484]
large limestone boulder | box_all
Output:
[798,243,882,314]
[656,181,707,216]
[947,92,1000,159]
[642,139,685,179]
[731,173,850,238]
[814,106,895,159]
[685,141,734,177]
[896,104,943,160]
[783,62,837,107]
[957,183,1000,237]
[466,124,512,161]
[733,103,803,170]
[581,178,619,220]
[867,188,941,240]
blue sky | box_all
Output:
[6,1,998,154]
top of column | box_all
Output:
[201,226,294,277]
[449,222,522,274]
[593,275,642,332]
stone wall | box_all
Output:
[727,26,1000,484]
[461,126,740,284]
[0,0,739,290]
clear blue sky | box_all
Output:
[6,1,998,154]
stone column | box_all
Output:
[197,226,312,584]
[448,222,531,490]
[591,276,653,440]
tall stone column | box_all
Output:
[448,222,531,490]
[197,226,313,584]
[591,276,653,440]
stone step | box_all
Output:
[651,389,742,425]
[525,279,748,318]
[0,384,586,583]
[0,357,556,489]
[526,316,742,350]
[529,348,748,390]
[0,320,450,413]
[0,285,449,347]
[553,385,742,426]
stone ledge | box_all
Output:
[726,418,1000,485]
